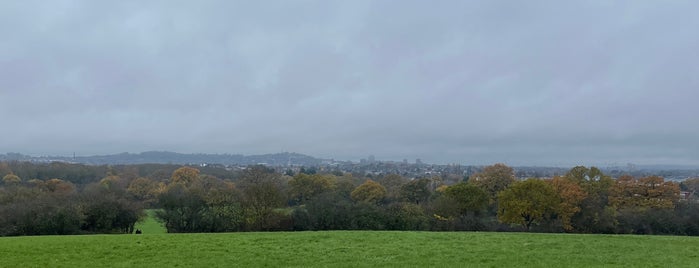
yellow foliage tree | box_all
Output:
[351,179,387,203]
[99,175,128,191]
[2,174,21,185]
[45,178,76,195]
[170,167,201,186]
[127,177,160,204]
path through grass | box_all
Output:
[133,209,166,234]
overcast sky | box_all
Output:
[1,0,698,166]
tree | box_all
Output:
[680,178,699,193]
[376,174,408,201]
[45,178,76,195]
[238,166,285,230]
[565,166,613,194]
[470,163,516,201]
[127,177,161,206]
[156,173,244,233]
[288,173,335,204]
[0,162,12,177]
[299,166,317,175]
[443,182,488,216]
[170,167,201,186]
[2,174,21,185]
[351,179,387,204]
[638,176,680,209]
[0,189,82,236]
[80,184,142,234]
[549,176,587,231]
[350,201,386,230]
[99,175,128,194]
[564,166,616,233]
[400,178,431,205]
[156,184,209,233]
[384,202,429,230]
[497,179,559,231]
[294,191,355,230]
[204,185,245,232]
[610,175,680,209]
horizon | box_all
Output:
[4,150,699,169]
[2,1,698,167]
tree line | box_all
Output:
[1,161,698,236]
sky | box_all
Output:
[1,0,698,166]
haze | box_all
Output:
[1,1,698,166]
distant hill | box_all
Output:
[0,151,324,166]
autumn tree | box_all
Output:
[288,173,335,204]
[2,174,21,185]
[470,163,516,202]
[127,177,161,206]
[170,167,201,186]
[351,179,387,204]
[610,175,680,209]
[638,176,680,208]
[611,176,682,235]
[549,176,586,231]
[99,175,129,194]
[564,166,616,233]
[45,178,76,195]
[565,166,613,194]
[497,179,559,231]
[609,174,643,210]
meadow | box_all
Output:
[1,230,697,267]
[133,209,167,234]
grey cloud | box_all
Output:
[1,0,698,166]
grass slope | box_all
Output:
[1,231,697,267]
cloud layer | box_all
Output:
[1,0,698,166]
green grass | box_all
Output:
[133,209,166,234]
[1,231,697,267]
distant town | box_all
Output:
[2,151,697,181]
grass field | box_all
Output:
[133,209,166,234]
[1,231,697,267]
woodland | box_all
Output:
[1,161,698,236]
